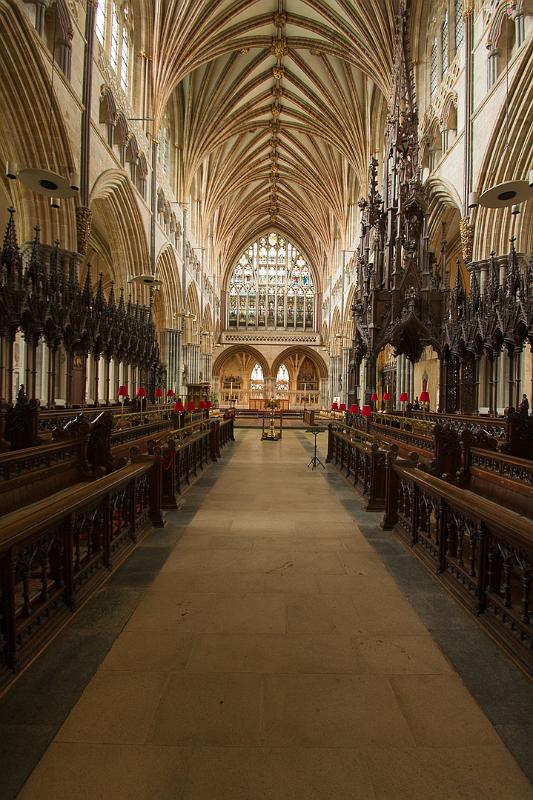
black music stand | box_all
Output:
[306,427,325,470]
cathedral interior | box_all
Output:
[0,0,532,797]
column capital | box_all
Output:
[463,0,474,19]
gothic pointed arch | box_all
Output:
[212,345,270,380]
[225,230,317,331]
[271,346,328,381]
[155,244,183,331]
[89,170,150,294]
[0,0,77,248]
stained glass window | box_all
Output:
[441,10,449,76]
[455,0,464,51]
[120,22,129,90]
[430,40,438,95]
[227,233,315,330]
[276,364,289,393]
[250,364,264,394]
[110,2,119,70]
[158,120,169,175]
[95,0,106,45]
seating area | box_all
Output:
[0,403,234,690]
[325,410,533,676]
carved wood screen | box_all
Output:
[445,356,460,413]
[460,353,477,414]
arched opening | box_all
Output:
[251,363,265,403]
[275,363,289,397]
[226,231,316,331]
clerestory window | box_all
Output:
[95,0,132,93]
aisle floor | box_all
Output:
[16,431,533,799]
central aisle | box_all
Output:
[19,432,532,799]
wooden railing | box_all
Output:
[383,456,533,677]
[152,416,234,508]
[0,436,92,516]
[0,412,234,689]
[0,457,164,684]
[410,409,506,439]
[326,422,395,510]
[368,413,434,461]
[37,403,174,434]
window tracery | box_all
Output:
[95,0,132,93]
[441,9,449,76]
[227,233,315,330]
[430,40,438,95]
[250,364,264,393]
[276,364,289,393]
[454,0,464,51]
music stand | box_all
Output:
[306,427,325,470]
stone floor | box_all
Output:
[8,431,533,799]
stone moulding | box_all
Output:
[220,331,322,345]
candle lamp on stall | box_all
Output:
[136,387,147,423]
[118,385,128,416]
[419,390,430,411]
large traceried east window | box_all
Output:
[227,232,315,330]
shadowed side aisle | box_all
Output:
[17,431,533,800]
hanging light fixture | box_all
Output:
[477,26,533,210]
[12,13,78,200]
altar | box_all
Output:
[250,398,289,411]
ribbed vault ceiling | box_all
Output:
[152,0,398,279]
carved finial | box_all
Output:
[82,264,93,303]
[26,225,43,284]
[2,207,19,255]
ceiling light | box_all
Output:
[17,168,78,199]
[129,274,163,287]
[5,162,17,180]
[479,180,532,209]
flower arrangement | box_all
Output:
[265,398,280,410]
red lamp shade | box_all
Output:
[349,404,359,414]
[155,388,164,398]
[419,391,430,403]
[383,392,390,401]
[173,400,185,413]
[136,387,146,398]
[370,392,378,401]
[118,385,128,398]
[207,400,212,408]
[400,392,408,402]
[331,402,339,411]
[166,388,175,398]
[339,403,346,411]
[361,405,372,417]
[199,400,206,410]
[187,401,196,412]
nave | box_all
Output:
[3,431,532,800]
